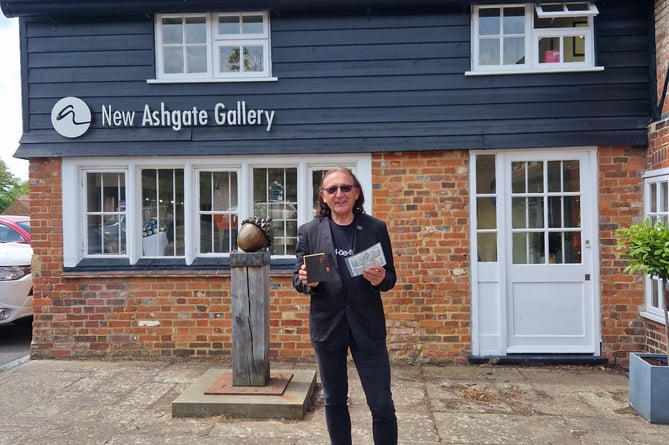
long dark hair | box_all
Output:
[317,167,366,218]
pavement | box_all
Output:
[2,358,669,445]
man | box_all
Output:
[293,167,398,445]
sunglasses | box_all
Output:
[322,184,355,195]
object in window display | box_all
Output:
[544,50,560,63]
[142,217,168,256]
[237,216,273,252]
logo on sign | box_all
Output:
[51,97,92,138]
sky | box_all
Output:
[0,15,28,180]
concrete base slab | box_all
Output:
[172,368,317,420]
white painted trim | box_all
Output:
[62,154,371,268]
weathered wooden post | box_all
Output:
[172,217,317,420]
[230,250,271,386]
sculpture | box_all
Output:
[237,216,273,252]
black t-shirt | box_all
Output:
[329,217,356,287]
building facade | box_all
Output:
[1,0,660,366]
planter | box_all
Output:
[629,352,669,424]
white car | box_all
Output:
[0,242,33,325]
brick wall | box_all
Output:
[373,151,471,363]
[29,147,656,366]
[598,146,648,366]
[28,152,472,364]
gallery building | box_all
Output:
[1,0,663,367]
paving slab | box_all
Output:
[2,359,669,444]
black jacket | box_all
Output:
[293,213,396,350]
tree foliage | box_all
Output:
[0,159,29,214]
[616,218,669,362]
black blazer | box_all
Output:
[293,213,396,350]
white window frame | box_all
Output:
[151,11,277,83]
[641,168,669,325]
[468,2,602,76]
[62,155,371,268]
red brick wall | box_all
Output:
[29,147,656,366]
[373,151,471,363]
[28,152,473,364]
[598,146,648,366]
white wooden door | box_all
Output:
[504,151,596,353]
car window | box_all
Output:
[16,221,30,233]
[0,224,23,243]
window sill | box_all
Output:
[640,310,667,326]
[147,77,279,84]
[465,66,604,76]
[62,256,294,278]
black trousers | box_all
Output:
[313,335,398,445]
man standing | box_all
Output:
[293,167,398,445]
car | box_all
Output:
[0,241,33,325]
[0,215,31,244]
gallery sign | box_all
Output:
[50,96,276,139]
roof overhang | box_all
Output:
[0,0,547,18]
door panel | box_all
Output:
[504,152,595,353]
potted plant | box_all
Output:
[616,218,669,424]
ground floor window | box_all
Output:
[642,169,669,323]
[63,155,371,268]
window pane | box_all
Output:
[503,37,524,65]
[548,196,562,228]
[141,169,184,257]
[199,171,238,254]
[185,17,207,43]
[563,160,580,192]
[479,8,500,35]
[162,18,183,44]
[539,38,561,63]
[479,39,500,65]
[219,16,240,34]
[536,15,586,29]
[242,15,264,34]
[477,198,496,229]
[253,168,298,256]
[86,172,126,255]
[512,232,526,264]
[312,170,328,217]
[503,7,525,34]
[186,46,207,73]
[662,182,669,212]
[564,196,581,228]
[511,162,526,193]
[563,231,582,263]
[476,155,496,194]
[650,183,658,213]
[163,47,184,74]
[512,197,526,228]
[527,161,544,192]
[242,46,264,72]
[513,232,546,264]
[528,232,544,263]
[564,34,586,62]
[652,278,660,309]
[220,46,241,72]
[528,197,544,228]
[477,232,497,262]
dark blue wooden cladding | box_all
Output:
[15,1,652,159]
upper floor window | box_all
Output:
[469,2,600,75]
[154,12,274,82]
